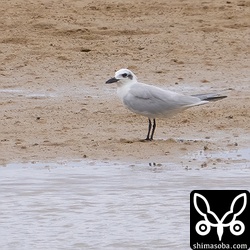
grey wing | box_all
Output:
[123,83,204,118]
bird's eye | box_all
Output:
[122,73,128,78]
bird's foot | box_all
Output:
[142,137,153,142]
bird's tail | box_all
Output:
[192,93,227,102]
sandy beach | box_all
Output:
[0,0,249,166]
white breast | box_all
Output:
[116,83,132,102]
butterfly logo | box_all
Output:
[193,193,247,241]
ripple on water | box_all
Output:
[0,161,249,249]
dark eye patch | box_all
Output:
[121,72,133,80]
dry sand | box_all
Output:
[0,0,249,166]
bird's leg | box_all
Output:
[145,118,152,140]
[150,119,156,140]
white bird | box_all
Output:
[106,69,227,140]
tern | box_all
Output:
[106,69,227,140]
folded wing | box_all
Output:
[123,83,207,118]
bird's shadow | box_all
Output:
[119,138,201,143]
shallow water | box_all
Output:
[0,162,249,250]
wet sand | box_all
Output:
[0,0,249,166]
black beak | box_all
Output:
[106,77,119,84]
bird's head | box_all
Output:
[106,69,137,85]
